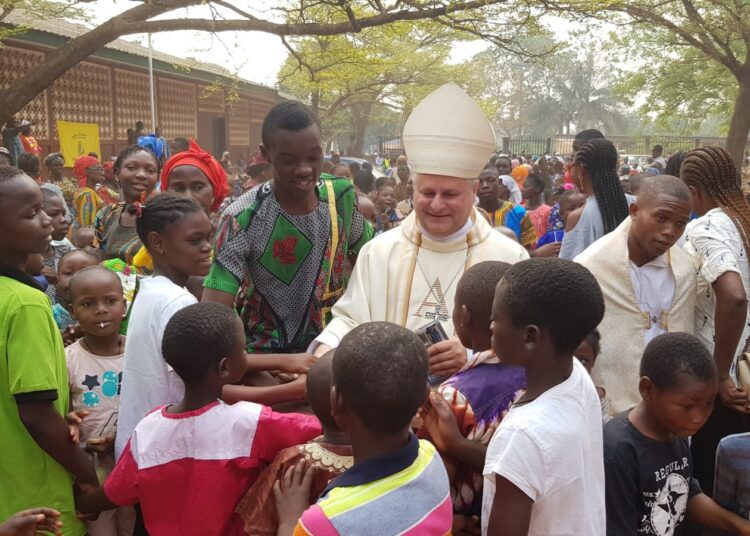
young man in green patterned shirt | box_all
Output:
[203,101,372,404]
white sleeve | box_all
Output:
[689,222,742,284]
[484,426,545,501]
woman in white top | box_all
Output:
[682,146,750,493]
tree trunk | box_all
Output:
[351,102,372,157]
[726,72,750,173]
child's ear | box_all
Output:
[147,231,165,257]
[217,357,231,379]
[639,376,654,400]
[523,324,541,350]
[330,385,346,428]
[460,304,471,329]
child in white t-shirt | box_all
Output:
[65,265,134,535]
[115,194,214,459]
[482,258,606,536]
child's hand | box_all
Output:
[41,267,58,286]
[273,459,315,535]
[0,508,62,536]
[85,436,114,455]
[279,353,317,375]
[65,410,89,445]
[423,391,463,455]
[61,324,83,346]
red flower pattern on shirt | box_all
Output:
[273,236,298,265]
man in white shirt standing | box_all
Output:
[576,175,695,414]
[681,146,750,493]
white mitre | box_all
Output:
[402,82,495,180]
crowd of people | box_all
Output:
[4,80,750,536]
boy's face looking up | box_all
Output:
[69,270,126,338]
[629,193,692,261]
[0,175,53,259]
[641,373,717,438]
[261,125,323,203]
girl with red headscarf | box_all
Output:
[71,155,104,234]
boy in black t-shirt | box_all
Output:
[604,333,750,536]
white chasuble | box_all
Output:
[317,208,529,348]
[575,218,697,414]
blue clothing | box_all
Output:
[502,205,528,240]
[536,230,565,248]
[710,432,750,535]
[52,303,73,330]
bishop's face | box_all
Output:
[413,174,478,237]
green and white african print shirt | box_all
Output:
[204,175,372,353]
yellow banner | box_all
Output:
[56,121,101,166]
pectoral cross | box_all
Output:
[425,303,449,322]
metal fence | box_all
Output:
[379,134,749,158]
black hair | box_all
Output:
[637,174,692,203]
[525,173,545,192]
[0,165,27,189]
[629,172,650,196]
[17,153,40,177]
[558,188,586,206]
[58,248,99,268]
[479,168,499,180]
[68,265,123,301]
[582,328,601,356]
[682,146,750,293]
[162,302,241,383]
[44,152,65,166]
[653,144,664,154]
[457,261,511,327]
[113,145,158,175]
[306,351,338,430]
[573,129,604,151]
[665,151,686,177]
[497,258,605,354]
[261,101,320,146]
[574,139,629,233]
[496,156,512,167]
[135,193,204,248]
[640,333,716,390]
[334,322,428,434]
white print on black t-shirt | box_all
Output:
[654,457,689,482]
[639,471,690,536]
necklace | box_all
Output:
[415,246,470,321]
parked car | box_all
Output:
[324,155,385,178]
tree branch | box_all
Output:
[131,0,501,36]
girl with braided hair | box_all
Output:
[681,145,750,493]
[559,138,634,259]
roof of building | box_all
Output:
[3,9,278,93]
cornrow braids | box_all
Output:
[135,192,203,248]
[113,145,158,175]
[574,139,629,234]
[681,147,750,293]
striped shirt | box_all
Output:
[294,435,452,535]
[710,432,750,535]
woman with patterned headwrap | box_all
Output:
[71,155,104,234]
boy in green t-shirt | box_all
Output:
[0,166,97,536]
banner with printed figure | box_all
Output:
[56,121,101,166]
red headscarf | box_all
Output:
[161,139,229,212]
[73,155,99,187]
